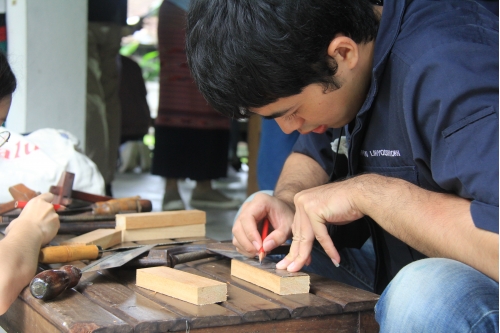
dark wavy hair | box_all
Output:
[0,51,16,100]
[186,0,379,119]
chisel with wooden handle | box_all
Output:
[15,197,152,215]
[30,244,157,301]
[38,245,104,264]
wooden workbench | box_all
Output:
[0,237,380,332]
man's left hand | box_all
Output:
[276,178,365,272]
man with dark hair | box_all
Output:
[186,0,499,331]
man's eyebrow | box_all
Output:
[258,108,292,120]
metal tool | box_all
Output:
[29,244,156,300]
[124,242,291,268]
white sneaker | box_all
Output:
[118,141,140,173]
[162,199,186,211]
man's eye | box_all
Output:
[284,111,298,120]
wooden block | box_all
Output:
[136,266,227,305]
[115,210,206,230]
[231,258,310,295]
[61,228,122,249]
[122,224,205,242]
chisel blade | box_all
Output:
[82,243,156,272]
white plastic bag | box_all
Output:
[0,127,105,202]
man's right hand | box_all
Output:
[232,192,295,257]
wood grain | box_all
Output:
[189,258,343,318]
[121,224,205,242]
[309,274,380,313]
[11,287,132,332]
[77,270,186,332]
[115,210,206,230]
[231,258,310,295]
[136,266,227,305]
[107,269,242,330]
[177,265,290,322]
[61,228,122,249]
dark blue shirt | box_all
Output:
[293,0,498,291]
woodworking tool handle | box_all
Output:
[15,201,63,211]
[169,250,217,267]
[92,197,153,215]
[38,245,102,264]
[30,265,82,300]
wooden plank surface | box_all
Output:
[0,297,63,333]
[136,266,227,305]
[116,210,206,230]
[231,258,310,295]
[0,236,380,333]
[77,269,186,332]
[309,274,380,313]
[188,258,343,318]
[177,265,290,323]
[106,269,243,330]
[121,224,205,242]
[12,287,131,333]
[61,228,122,249]
[190,312,361,333]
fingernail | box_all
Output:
[332,259,340,267]
[252,241,260,251]
[288,262,296,271]
[263,239,275,251]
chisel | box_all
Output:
[30,244,157,301]
[38,244,105,264]
[15,197,152,216]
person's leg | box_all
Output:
[162,178,185,211]
[85,23,110,188]
[98,23,122,189]
[191,179,242,209]
[375,258,499,332]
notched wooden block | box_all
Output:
[115,210,206,230]
[231,258,310,295]
[136,266,227,305]
[61,228,122,249]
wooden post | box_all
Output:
[246,115,261,196]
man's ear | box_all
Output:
[327,36,359,70]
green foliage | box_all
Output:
[120,44,159,82]
[139,51,160,81]
[119,40,140,57]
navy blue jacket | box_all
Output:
[293,0,499,293]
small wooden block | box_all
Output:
[136,266,227,305]
[115,210,206,230]
[121,224,205,242]
[231,259,310,295]
[61,229,122,249]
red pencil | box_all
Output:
[259,218,270,264]
[15,201,63,211]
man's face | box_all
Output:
[249,77,368,134]
[0,95,12,126]
[249,35,374,134]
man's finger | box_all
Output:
[232,219,260,255]
[232,237,256,257]
[286,207,315,272]
[276,227,301,269]
[309,215,341,267]
[38,192,55,203]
